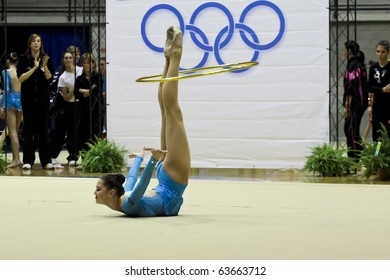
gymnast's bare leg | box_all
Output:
[159,26,190,184]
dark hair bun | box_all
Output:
[114,174,125,185]
[8,52,18,64]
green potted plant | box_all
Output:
[303,142,357,177]
[79,137,128,173]
[359,124,390,180]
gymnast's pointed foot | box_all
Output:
[144,148,168,162]
[164,26,182,59]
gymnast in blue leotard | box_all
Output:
[94,26,190,217]
[0,52,23,168]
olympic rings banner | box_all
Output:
[106,0,329,168]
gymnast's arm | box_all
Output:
[124,156,143,192]
[127,157,158,205]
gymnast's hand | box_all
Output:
[128,147,146,159]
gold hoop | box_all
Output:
[136,61,259,83]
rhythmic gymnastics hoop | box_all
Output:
[136,61,259,83]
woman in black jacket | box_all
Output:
[17,33,54,169]
[74,53,104,154]
[343,40,368,161]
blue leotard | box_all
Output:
[0,70,22,111]
[121,156,187,217]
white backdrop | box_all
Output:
[106,0,329,168]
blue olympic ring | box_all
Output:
[188,2,234,51]
[140,1,285,72]
[238,1,285,50]
[141,4,185,53]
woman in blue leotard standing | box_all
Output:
[93,26,190,217]
[0,53,23,168]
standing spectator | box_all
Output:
[74,53,104,153]
[0,52,23,168]
[343,40,368,161]
[49,46,81,166]
[50,51,83,167]
[17,33,54,170]
[368,40,390,141]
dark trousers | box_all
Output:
[372,107,390,142]
[49,112,66,159]
[21,98,51,167]
[344,107,365,160]
[49,102,80,161]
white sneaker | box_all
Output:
[45,163,54,169]
[22,163,32,170]
[22,170,31,175]
[51,158,59,165]
[68,160,76,166]
[53,163,64,169]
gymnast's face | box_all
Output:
[94,179,110,204]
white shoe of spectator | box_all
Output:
[68,160,76,166]
[22,163,32,170]
[51,158,59,165]
[54,163,64,169]
[45,163,54,169]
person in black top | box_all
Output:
[48,45,81,167]
[343,40,368,161]
[17,33,54,169]
[368,40,390,141]
[74,53,104,154]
